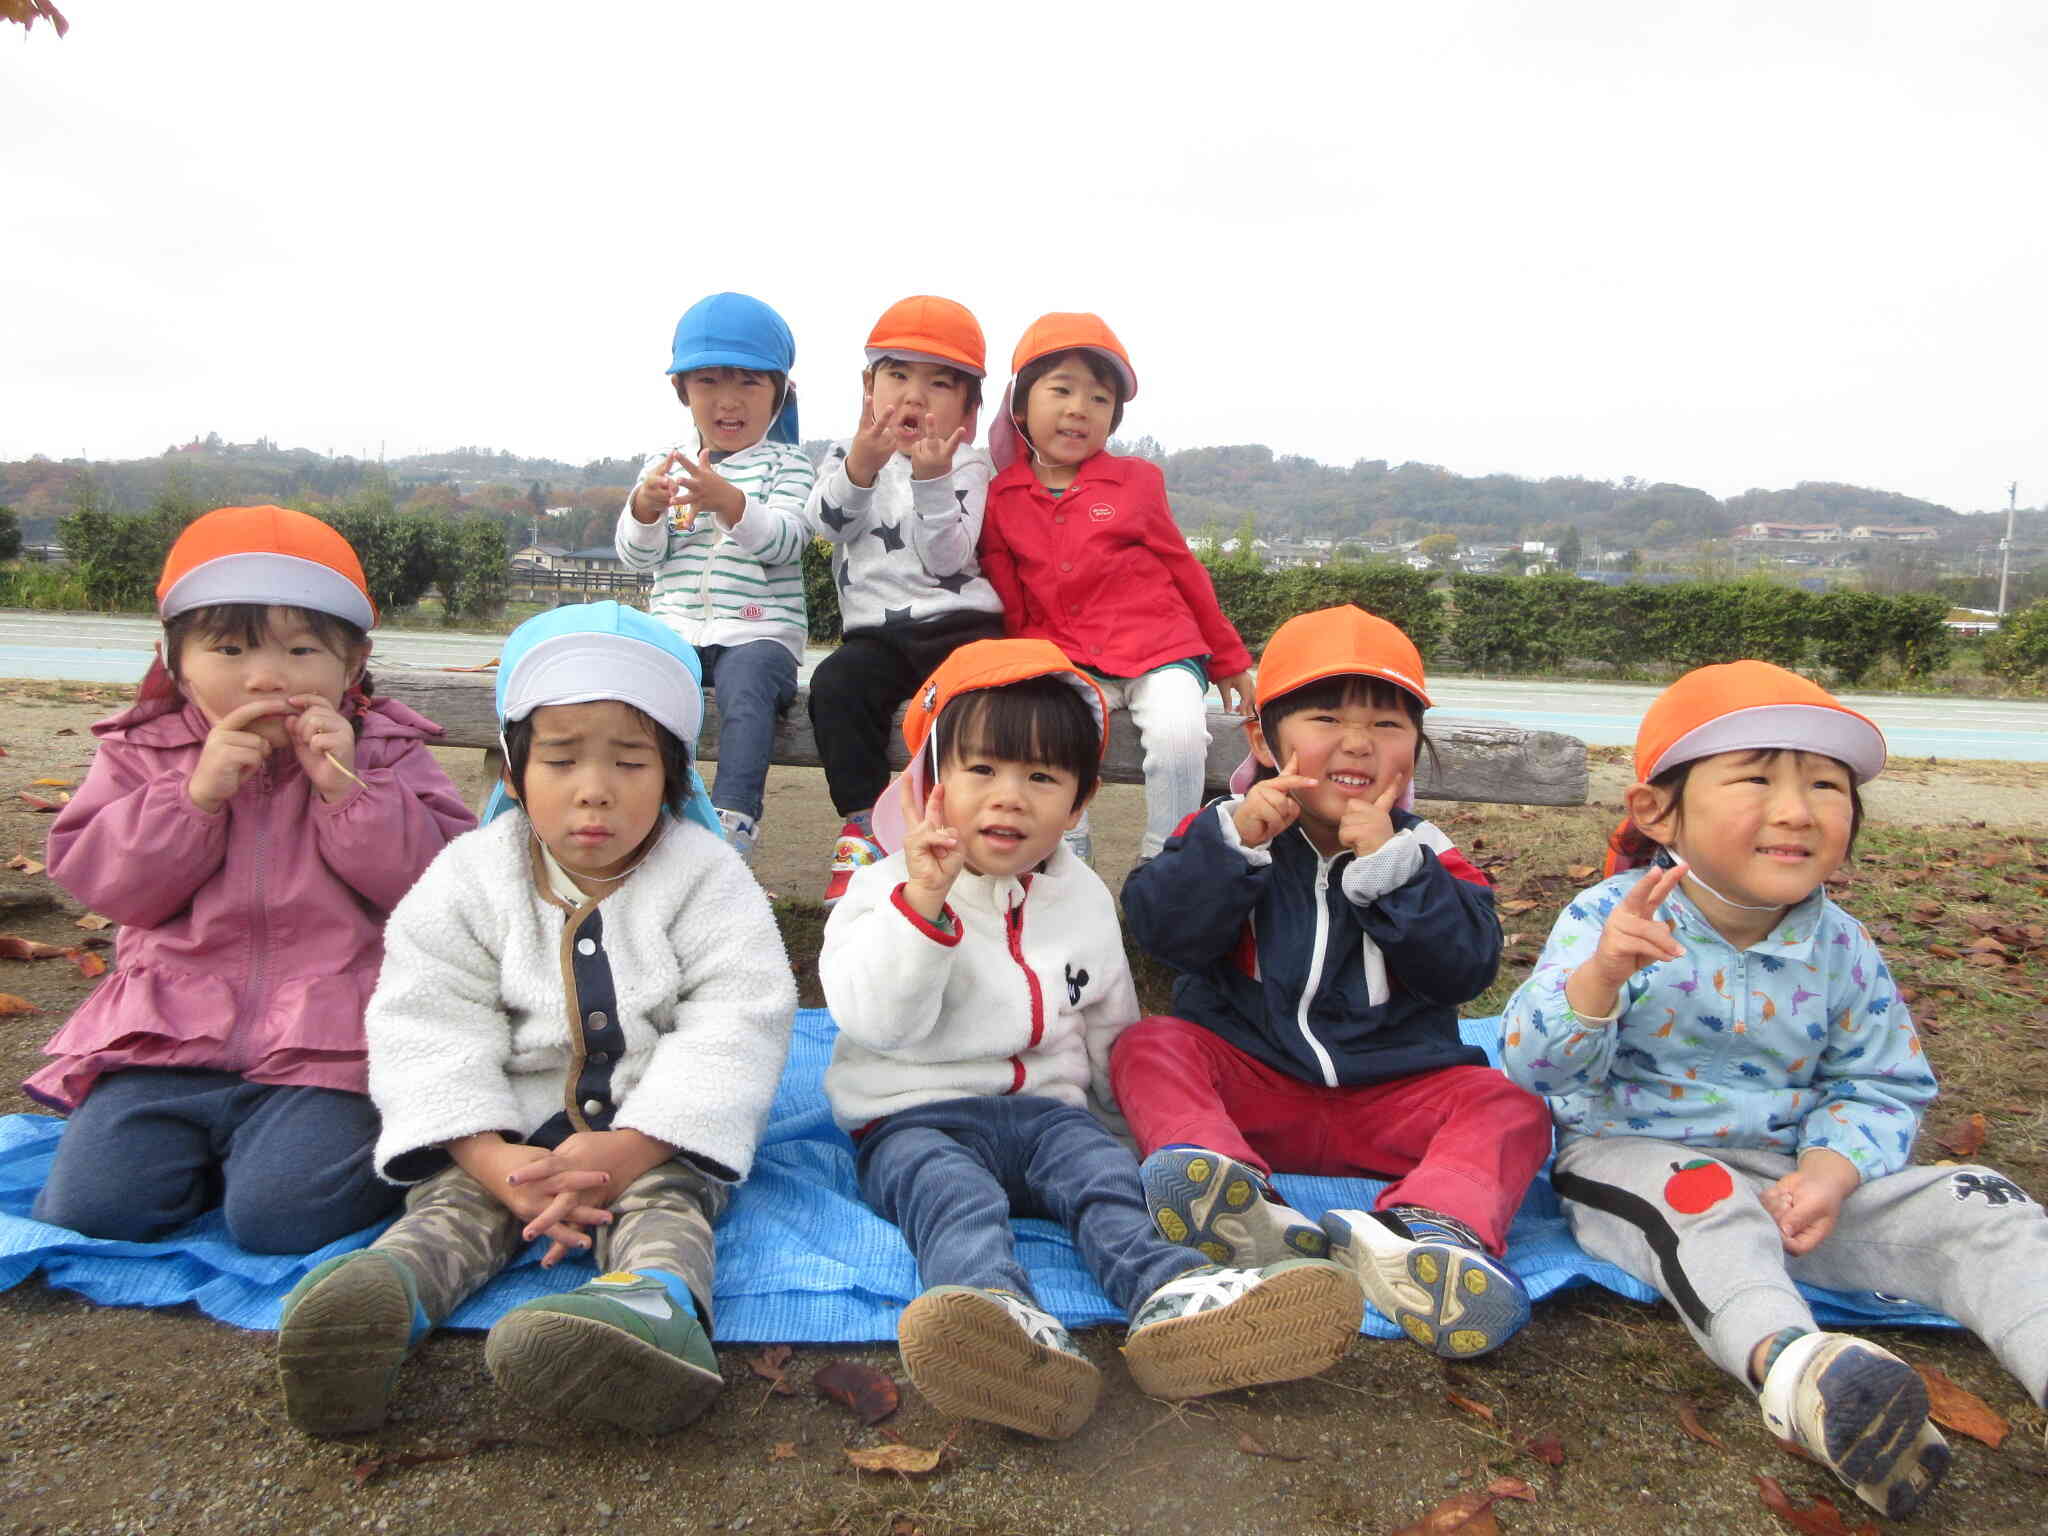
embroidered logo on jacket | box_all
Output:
[1065,963,1089,1005]
[1088,503,1115,522]
[740,602,765,621]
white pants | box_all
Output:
[1090,666,1211,860]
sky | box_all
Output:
[4,1,2044,514]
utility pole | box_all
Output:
[1996,481,2017,617]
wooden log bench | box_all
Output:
[375,669,1589,806]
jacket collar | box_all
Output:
[990,449,1129,496]
[1662,880,1827,960]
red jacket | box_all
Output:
[979,453,1252,681]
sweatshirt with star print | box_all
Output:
[803,442,1002,636]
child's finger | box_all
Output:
[900,771,924,833]
[1280,751,1300,778]
[1263,773,1318,796]
[216,699,293,733]
[1373,772,1406,813]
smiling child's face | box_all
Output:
[1251,679,1421,855]
[932,739,1087,879]
[678,367,778,454]
[1021,356,1116,477]
[1637,748,1855,920]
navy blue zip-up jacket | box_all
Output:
[1122,798,1501,1088]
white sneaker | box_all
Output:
[1758,1332,1950,1520]
[1121,1258,1360,1401]
[715,809,758,865]
[897,1285,1100,1440]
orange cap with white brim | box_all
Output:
[157,504,377,630]
[987,312,1137,471]
[869,638,1109,856]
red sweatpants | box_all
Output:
[1108,1014,1554,1255]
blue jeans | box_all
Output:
[698,640,798,824]
[855,1095,1206,1316]
[32,1067,399,1254]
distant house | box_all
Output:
[560,545,631,572]
[511,541,571,573]
[1847,525,1939,542]
[1738,522,1842,542]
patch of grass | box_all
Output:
[0,677,130,707]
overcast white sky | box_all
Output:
[5,1,2043,512]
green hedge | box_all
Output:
[1447,574,1949,683]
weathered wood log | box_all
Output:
[376,669,1588,806]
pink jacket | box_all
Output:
[27,693,476,1112]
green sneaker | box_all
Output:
[484,1270,722,1435]
[276,1250,429,1436]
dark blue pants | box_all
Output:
[698,640,798,824]
[32,1068,399,1254]
[855,1094,1206,1316]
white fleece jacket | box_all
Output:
[819,844,1140,1133]
[365,813,796,1182]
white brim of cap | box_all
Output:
[159,551,375,630]
[502,633,703,748]
[1653,703,1886,784]
[862,346,984,378]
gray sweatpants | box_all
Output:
[1553,1137,2048,1404]
[370,1159,727,1331]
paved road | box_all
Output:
[4,610,2045,761]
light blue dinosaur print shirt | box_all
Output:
[1499,870,1936,1179]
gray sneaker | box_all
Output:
[1140,1147,1328,1266]
[715,809,758,865]
[1758,1332,1951,1520]
[897,1285,1101,1440]
[277,1250,429,1436]
[1121,1258,1360,1400]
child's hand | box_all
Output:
[1232,752,1316,847]
[630,450,688,524]
[844,398,902,488]
[1760,1149,1859,1255]
[668,452,746,530]
[1337,772,1407,858]
[509,1128,674,1266]
[187,699,292,813]
[900,779,966,920]
[908,415,968,481]
[1215,671,1256,716]
[287,694,358,803]
[1565,860,1688,1018]
[452,1134,613,1266]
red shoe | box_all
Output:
[823,821,882,907]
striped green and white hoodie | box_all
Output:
[614,434,818,660]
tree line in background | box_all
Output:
[0,482,509,624]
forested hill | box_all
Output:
[0,435,1994,550]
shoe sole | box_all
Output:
[1120,1262,1362,1401]
[1322,1210,1529,1359]
[1142,1151,1329,1268]
[1808,1346,1950,1518]
[485,1310,723,1436]
[898,1289,1102,1440]
[276,1257,414,1436]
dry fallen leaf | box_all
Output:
[768,1441,797,1462]
[1521,1433,1565,1468]
[749,1343,797,1394]
[1677,1398,1727,1450]
[349,1436,523,1489]
[5,854,44,876]
[1933,1114,1988,1159]
[1499,898,1543,914]
[29,778,75,789]
[1914,1364,2009,1448]
[70,949,107,979]
[1567,864,1597,880]
[815,1360,899,1425]
[73,913,112,931]
[890,1518,925,1536]
[1389,1493,1502,1536]
[0,994,38,1016]
[1444,1389,1496,1424]
[842,1441,946,1476]
[0,936,71,961]
[1234,1430,1309,1462]
[1754,1474,1878,1535]
[18,792,68,812]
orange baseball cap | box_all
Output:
[1254,605,1430,712]
[864,295,986,378]
[1634,660,1886,786]
[870,638,1109,856]
[157,505,377,629]
[989,312,1137,471]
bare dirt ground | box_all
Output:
[3,685,2046,1536]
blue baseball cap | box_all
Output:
[667,291,800,444]
[482,601,720,836]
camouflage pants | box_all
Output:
[370,1158,727,1330]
